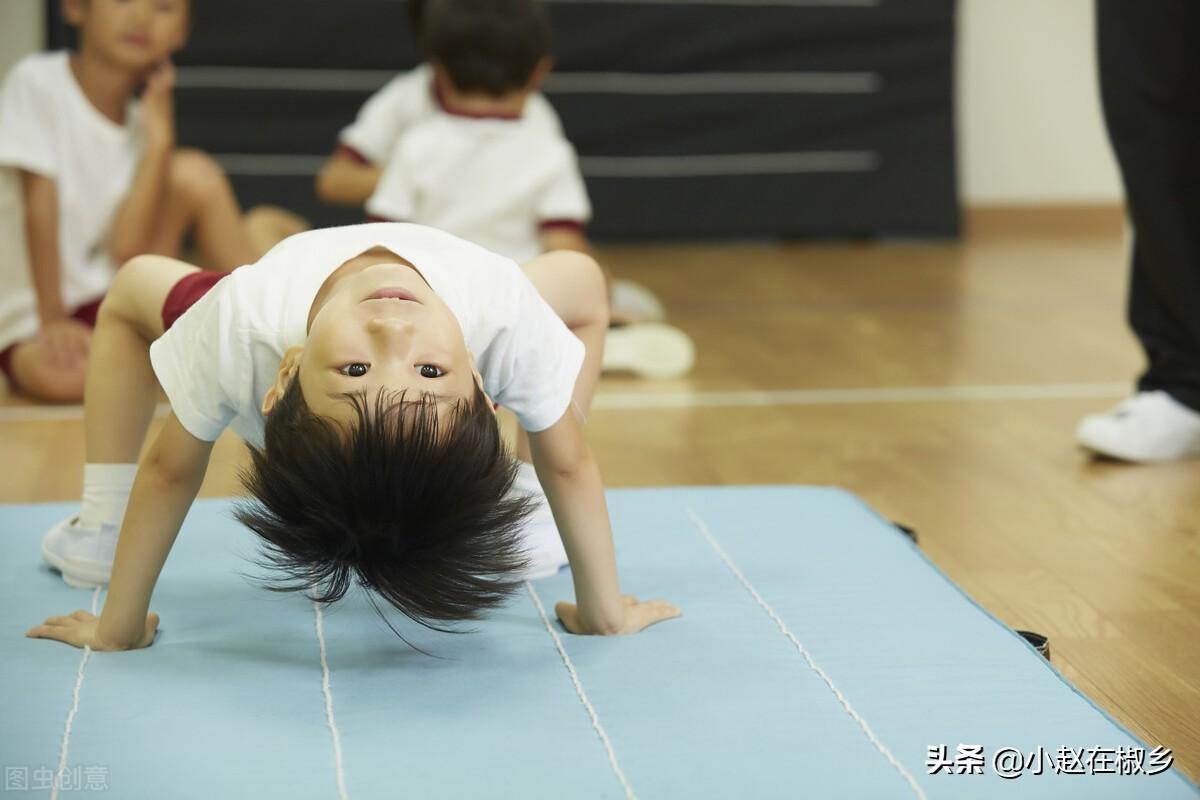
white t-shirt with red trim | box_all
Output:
[0,52,144,351]
[148,223,585,447]
[365,108,591,263]
[337,64,562,165]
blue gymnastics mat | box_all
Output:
[2,487,1197,799]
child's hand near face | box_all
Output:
[26,609,159,651]
[141,60,176,151]
[556,594,681,636]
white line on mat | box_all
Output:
[685,508,928,799]
[51,587,101,800]
[526,581,636,800]
[313,601,350,800]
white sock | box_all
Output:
[513,461,544,497]
[511,461,566,578]
[78,463,137,530]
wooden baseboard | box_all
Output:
[965,204,1126,238]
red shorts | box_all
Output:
[162,270,226,331]
[0,296,104,385]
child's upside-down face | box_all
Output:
[290,248,485,425]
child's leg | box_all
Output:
[142,149,260,270]
[241,204,310,259]
[516,251,609,461]
[85,255,201,463]
[507,252,608,577]
[40,255,201,585]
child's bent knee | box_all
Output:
[554,249,600,273]
[108,255,159,301]
[547,251,605,292]
[105,256,198,337]
[169,148,228,199]
[526,251,609,328]
[566,253,609,316]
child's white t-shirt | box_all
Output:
[365,111,591,263]
[148,223,585,447]
[0,52,144,351]
[337,63,562,165]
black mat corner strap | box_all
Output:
[1016,630,1051,660]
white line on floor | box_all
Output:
[51,587,102,800]
[0,383,1128,424]
[591,382,1130,410]
[0,403,172,423]
[526,582,636,800]
[313,601,350,800]
[685,508,928,799]
[0,405,92,422]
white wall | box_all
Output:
[0,0,43,78]
[957,0,1122,205]
[0,0,1119,206]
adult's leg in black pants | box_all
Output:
[1096,0,1200,409]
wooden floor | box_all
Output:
[2,219,1198,780]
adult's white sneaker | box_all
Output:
[1075,390,1200,462]
[41,516,117,588]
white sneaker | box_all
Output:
[41,516,117,588]
[510,465,568,580]
[1075,390,1200,462]
[603,322,695,379]
[611,279,666,324]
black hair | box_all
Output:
[236,379,533,632]
[423,0,552,97]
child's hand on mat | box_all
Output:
[556,594,681,635]
[141,60,176,150]
[26,610,159,651]
[36,318,91,368]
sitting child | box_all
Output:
[315,0,560,213]
[365,0,588,269]
[0,0,297,402]
[317,0,690,377]
[27,223,681,650]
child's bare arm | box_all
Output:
[529,408,680,635]
[108,61,176,265]
[20,170,65,322]
[26,413,214,651]
[315,151,384,207]
[19,169,92,368]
